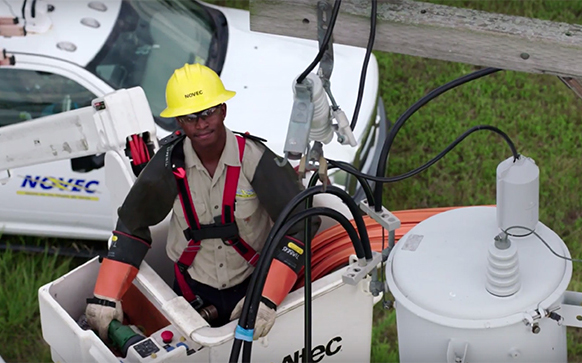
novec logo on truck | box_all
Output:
[282,336,342,363]
[17,175,100,201]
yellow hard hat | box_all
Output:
[160,63,236,118]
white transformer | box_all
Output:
[386,155,582,362]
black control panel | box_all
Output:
[133,339,160,358]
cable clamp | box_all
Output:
[359,199,401,231]
[342,251,382,286]
[316,0,334,88]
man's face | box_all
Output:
[176,103,227,149]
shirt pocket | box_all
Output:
[173,195,208,231]
[234,195,260,242]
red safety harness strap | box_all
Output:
[221,136,261,267]
[172,135,260,306]
[172,166,203,304]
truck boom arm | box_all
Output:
[0,87,158,174]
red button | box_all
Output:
[161,330,174,344]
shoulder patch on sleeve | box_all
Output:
[236,187,257,198]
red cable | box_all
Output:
[128,137,139,165]
[141,137,151,162]
[132,135,145,164]
[129,135,141,165]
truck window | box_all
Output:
[0,68,95,127]
[85,0,227,131]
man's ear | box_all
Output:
[221,103,227,120]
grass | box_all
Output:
[0,236,74,362]
[372,1,582,361]
[3,0,582,362]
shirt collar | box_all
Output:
[183,128,241,170]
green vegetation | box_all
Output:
[0,236,73,362]
[3,0,582,362]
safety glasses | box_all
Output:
[176,104,222,124]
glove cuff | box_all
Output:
[262,259,297,306]
[94,258,138,300]
[86,297,117,308]
[261,296,277,311]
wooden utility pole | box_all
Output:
[250,0,582,79]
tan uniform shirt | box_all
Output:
[166,129,273,289]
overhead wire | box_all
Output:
[327,124,519,183]
[504,226,582,263]
[373,67,503,210]
[297,0,377,130]
[350,0,377,131]
[315,162,375,204]
[230,205,364,363]
[296,0,342,84]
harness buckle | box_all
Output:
[222,236,242,247]
[183,228,193,242]
[183,218,240,243]
[190,295,204,310]
[177,261,189,274]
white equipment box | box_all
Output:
[39,257,375,363]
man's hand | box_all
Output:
[230,297,277,339]
[85,294,123,341]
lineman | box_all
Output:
[85,63,320,340]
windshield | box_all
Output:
[85,0,227,131]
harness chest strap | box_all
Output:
[172,135,259,303]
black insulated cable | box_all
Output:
[242,340,252,363]
[239,184,372,330]
[301,171,372,362]
[350,0,377,131]
[303,169,372,362]
[230,184,372,362]
[230,336,242,363]
[307,164,375,205]
[296,0,342,84]
[503,225,582,263]
[373,67,503,211]
[232,207,362,363]
[261,185,372,262]
[303,178,316,363]
[327,124,519,183]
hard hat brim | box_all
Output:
[160,90,236,118]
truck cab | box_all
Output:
[0,0,387,240]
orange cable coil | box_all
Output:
[293,206,468,289]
